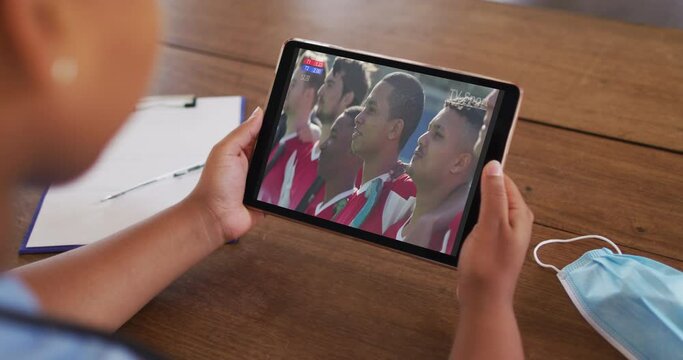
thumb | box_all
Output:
[478,160,508,227]
[218,107,263,156]
[244,106,264,132]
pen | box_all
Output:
[100,163,205,202]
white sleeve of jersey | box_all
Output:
[277,150,297,209]
[441,230,451,253]
[382,191,416,234]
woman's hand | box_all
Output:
[184,107,266,244]
[450,160,532,360]
[456,160,534,308]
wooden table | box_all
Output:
[9,0,683,358]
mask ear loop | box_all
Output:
[533,235,622,273]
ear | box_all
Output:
[2,0,65,90]
[450,152,473,175]
[340,91,355,109]
[387,118,405,142]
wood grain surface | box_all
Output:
[160,0,683,153]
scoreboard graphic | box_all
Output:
[301,57,325,75]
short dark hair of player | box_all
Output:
[332,58,374,107]
[443,99,487,152]
[298,51,327,101]
[342,105,364,121]
[382,72,425,148]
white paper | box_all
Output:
[25,96,244,250]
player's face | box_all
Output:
[319,113,359,180]
[315,71,345,123]
[284,68,306,113]
[409,108,465,184]
[351,81,394,158]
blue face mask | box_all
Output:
[533,235,683,360]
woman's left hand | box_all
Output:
[185,107,265,243]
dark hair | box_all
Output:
[342,105,364,120]
[298,51,327,100]
[332,58,375,106]
[443,100,486,150]
[382,72,425,148]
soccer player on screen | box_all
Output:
[303,107,364,220]
[384,97,487,254]
[314,58,374,143]
[283,58,374,211]
[334,72,425,235]
[257,52,327,205]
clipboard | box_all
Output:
[20,96,246,254]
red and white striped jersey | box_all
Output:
[335,172,416,236]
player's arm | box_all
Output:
[12,108,265,332]
[450,161,533,360]
[296,119,321,143]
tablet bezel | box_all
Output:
[244,38,522,267]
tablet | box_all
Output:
[244,39,521,267]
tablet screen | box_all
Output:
[250,42,515,264]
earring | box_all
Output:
[51,57,78,85]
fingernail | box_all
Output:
[250,106,262,117]
[486,160,503,176]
